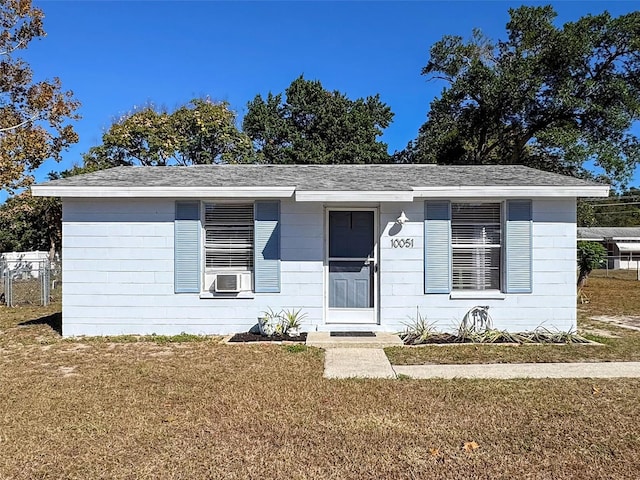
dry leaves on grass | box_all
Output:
[463,441,480,452]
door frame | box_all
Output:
[323,206,379,325]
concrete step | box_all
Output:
[306,331,403,349]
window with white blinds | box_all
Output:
[204,203,254,270]
[451,203,501,290]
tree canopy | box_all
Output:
[83,98,253,167]
[0,175,61,258]
[579,188,640,227]
[243,76,394,164]
[399,6,640,187]
[0,163,112,257]
[0,0,80,193]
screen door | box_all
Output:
[326,209,377,324]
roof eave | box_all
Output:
[411,185,610,198]
[294,191,415,202]
[31,184,610,199]
[31,186,297,198]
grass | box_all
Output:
[1,304,640,478]
[579,269,640,316]
[387,273,640,365]
[77,332,221,345]
[1,273,640,478]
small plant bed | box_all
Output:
[228,331,307,343]
[401,329,592,346]
[227,307,308,343]
[400,307,592,346]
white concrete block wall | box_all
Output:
[378,198,577,333]
[62,198,325,336]
[62,197,578,336]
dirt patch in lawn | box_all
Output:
[579,326,620,338]
[590,315,640,332]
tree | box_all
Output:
[577,241,607,287]
[83,98,253,167]
[0,187,61,259]
[0,163,109,258]
[243,76,394,164]
[579,187,640,227]
[400,6,640,187]
[0,0,80,193]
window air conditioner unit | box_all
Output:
[214,273,242,293]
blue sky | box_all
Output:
[21,0,640,187]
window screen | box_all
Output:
[204,203,254,270]
[451,203,501,290]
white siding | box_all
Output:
[62,198,324,336]
[61,197,578,336]
[378,198,577,333]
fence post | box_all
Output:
[41,259,51,306]
[5,270,12,307]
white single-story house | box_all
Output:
[577,227,640,270]
[32,164,608,337]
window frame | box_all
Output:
[202,201,255,293]
[450,201,503,292]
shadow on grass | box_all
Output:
[19,312,62,335]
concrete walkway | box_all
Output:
[308,333,640,380]
[324,348,396,379]
[394,361,640,380]
[324,351,640,379]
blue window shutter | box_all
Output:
[505,200,532,293]
[254,201,281,293]
[175,201,201,293]
[424,201,451,294]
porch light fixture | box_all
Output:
[396,211,409,224]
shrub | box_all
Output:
[577,241,607,287]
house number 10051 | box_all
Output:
[391,238,414,248]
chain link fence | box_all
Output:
[594,255,640,281]
[0,256,61,307]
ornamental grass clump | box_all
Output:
[456,325,526,344]
[400,308,438,345]
[525,327,590,344]
[400,305,591,345]
[280,308,307,337]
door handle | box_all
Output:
[365,257,378,272]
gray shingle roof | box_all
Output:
[40,164,604,190]
[577,227,640,240]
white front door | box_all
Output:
[325,209,378,324]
